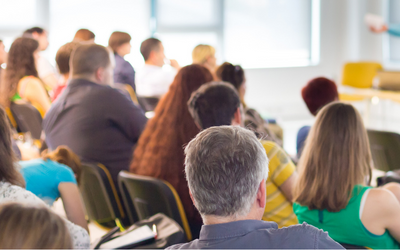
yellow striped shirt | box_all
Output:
[262,140,298,228]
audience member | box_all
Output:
[216,62,283,146]
[192,44,217,77]
[52,42,81,101]
[130,64,213,237]
[73,28,95,43]
[23,27,58,90]
[293,102,400,249]
[297,77,338,159]
[0,106,89,248]
[136,38,180,98]
[167,126,342,249]
[0,202,72,249]
[0,37,51,116]
[43,44,147,184]
[109,31,136,92]
[188,82,298,228]
[19,145,88,231]
[0,39,7,70]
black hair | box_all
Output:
[216,62,245,90]
[23,27,45,36]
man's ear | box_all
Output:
[232,107,242,126]
[189,190,196,206]
[31,32,40,39]
[95,67,104,81]
[257,180,266,209]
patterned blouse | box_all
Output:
[0,181,90,249]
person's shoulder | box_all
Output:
[0,181,46,206]
[366,187,399,215]
[166,241,198,250]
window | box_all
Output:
[384,0,400,67]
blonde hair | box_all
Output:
[294,102,372,212]
[192,44,215,65]
[0,203,72,249]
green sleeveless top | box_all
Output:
[11,92,22,102]
[293,185,400,249]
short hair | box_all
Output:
[140,38,161,61]
[192,44,215,64]
[216,62,245,90]
[55,42,81,74]
[0,203,72,248]
[73,29,95,42]
[188,81,241,129]
[109,31,131,53]
[185,126,269,218]
[70,44,110,76]
[302,77,338,116]
[23,27,45,37]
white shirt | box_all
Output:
[0,181,90,249]
[36,55,57,80]
[135,64,177,97]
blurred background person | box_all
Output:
[0,39,7,76]
[192,44,217,78]
[73,28,95,43]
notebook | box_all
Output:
[99,225,156,249]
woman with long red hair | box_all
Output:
[130,64,213,238]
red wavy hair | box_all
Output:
[130,64,213,226]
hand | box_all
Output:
[369,24,388,33]
[169,59,181,70]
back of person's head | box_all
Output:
[0,203,72,249]
[0,37,38,107]
[140,38,161,61]
[70,43,110,77]
[294,102,372,212]
[185,126,268,218]
[42,146,81,183]
[73,29,95,42]
[108,31,131,53]
[0,107,24,187]
[192,44,215,65]
[216,62,245,90]
[22,27,45,37]
[56,42,81,75]
[302,77,338,116]
[188,82,241,129]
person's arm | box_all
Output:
[279,172,297,202]
[58,182,89,232]
[388,23,400,37]
[23,78,51,114]
[122,61,136,92]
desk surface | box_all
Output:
[339,86,400,103]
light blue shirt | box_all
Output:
[388,23,400,37]
[19,159,77,205]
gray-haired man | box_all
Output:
[167,126,343,249]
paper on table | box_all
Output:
[99,225,155,249]
[365,13,385,29]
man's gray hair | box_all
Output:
[184,126,269,218]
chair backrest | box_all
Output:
[10,101,43,140]
[339,242,367,249]
[137,97,160,112]
[342,62,382,88]
[118,171,192,241]
[79,162,126,228]
[113,83,140,106]
[367,129,400,172]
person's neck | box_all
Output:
[145,60,161,67]
[202,213,261,225]
[71,74,99,84]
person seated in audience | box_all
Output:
[0,39,7,75]
[216,62,283,146]
[297,77,338,159]
[0,202,72,249]
[109,31,136,92]
[187,82,298,228]
[192,44,217,77]
[136,38,180,99]
[130,64,213,238]
[19,145,88,231]
[23,27,58,90]
[0,37,51,116]
[52,42,81,101]
[0,106,89,248]
[167,126,342,249]
[293,102,400,249]
[43,44,147,185]
[73,28,95,43]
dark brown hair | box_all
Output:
[140,38,161,61]
[108,31,131,53]
[0,203,72,249]
[302,77,339,116]
[130,64,213,225]
[294,102,372,212]
[42,146,82,184]
[23,27,45,37]
[0,38,39,108]
[73,29,95,42]
[0,107,25,187]
[216,62,245,90]
[70,44,110,77]
[56,42,81,74]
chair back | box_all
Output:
[342,62,382,88]
[339,242,367,249]
[10,101,42,140]
[118,171,192,241]
[79,162,126,228]
[113,83,140,105]
[137,97,160,112]
[367,130,400,172]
